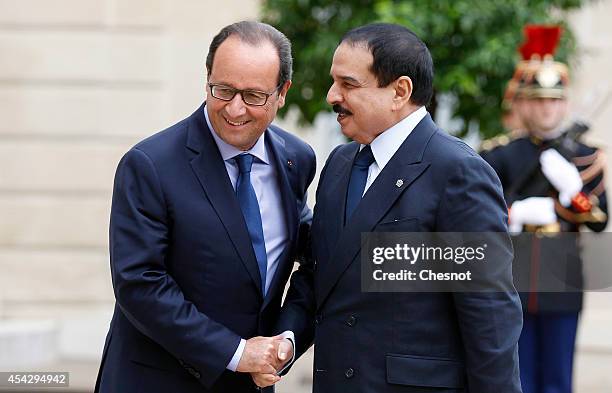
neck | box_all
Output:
[396,103,421,121]
[529,126,564,141]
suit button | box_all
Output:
[315,314,322,325]
[345,368,354,378]
[313,260,318,271]
[346,315,356,327]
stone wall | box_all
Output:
[0,0,260,363]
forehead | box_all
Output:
[330,42,375,82]
[210,36,280,90]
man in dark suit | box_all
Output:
[95,21,316,393]
[255,23,523,392]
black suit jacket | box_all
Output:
[95,104,316,393]
[278,114,523,393]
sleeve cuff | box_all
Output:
[226,338,246,372]
[277,330,296,375]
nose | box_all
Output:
[326,82,341,105]
[225,93,247,118]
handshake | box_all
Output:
[236,335,294,388]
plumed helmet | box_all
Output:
[515,25,569,99]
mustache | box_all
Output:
[333,104,352,116]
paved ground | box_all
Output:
[4,344,607,393]
[2,294,610,392]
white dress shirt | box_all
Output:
[362,106,427,194]
[204,108,293,372]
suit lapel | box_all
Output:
[186,104,263,295]
[316,114,437,307]
[261,129,299,309]
[322,145,356,252]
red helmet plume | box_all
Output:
[519,25,563,60]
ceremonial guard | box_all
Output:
[481,25,608,393]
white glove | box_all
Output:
[509,197,557,233]
[540,149,583,207]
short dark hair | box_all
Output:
[206,21,293,88]
[340,23,433,106]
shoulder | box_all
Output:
[425,129,482,166]
[479,129,528,154]
[480,134,531,169]
[268,124,315,161]
[423,130,505,190]
[130,117,191,163]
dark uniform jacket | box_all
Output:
[481,133,608,313]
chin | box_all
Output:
[340,126,356,139]
[539,126,558,134]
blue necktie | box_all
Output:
[345,145,375,223]
[234,153,268,294]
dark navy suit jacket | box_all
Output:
[278,114,523,393]
[95,104,316,393]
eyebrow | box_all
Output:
[211,81,271,92]
[335,75,363,85]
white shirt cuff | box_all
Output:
[226,338,246,371]
[277,330,296,375]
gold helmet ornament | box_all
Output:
[516,25,569,99]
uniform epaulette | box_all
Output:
[479,129,526,152]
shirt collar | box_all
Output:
[366,106,427,171]
[204,105,268,164]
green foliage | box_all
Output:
[262,0,584,137]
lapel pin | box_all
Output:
[287,159,293,167]
[396,179,404,188]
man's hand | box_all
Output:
[236,336,292,374]
[251,372,281,388]
[276,337,293,367]
[540,149,583,206]
[248,337,294,388]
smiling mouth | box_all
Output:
[224,117,249,126]
[337,113,352,123]
[333,104,352,122]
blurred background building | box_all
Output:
[0,0,610,391]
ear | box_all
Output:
[392,76,413,111]
[277,80,292,108]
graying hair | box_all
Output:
[206,21,293,88]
